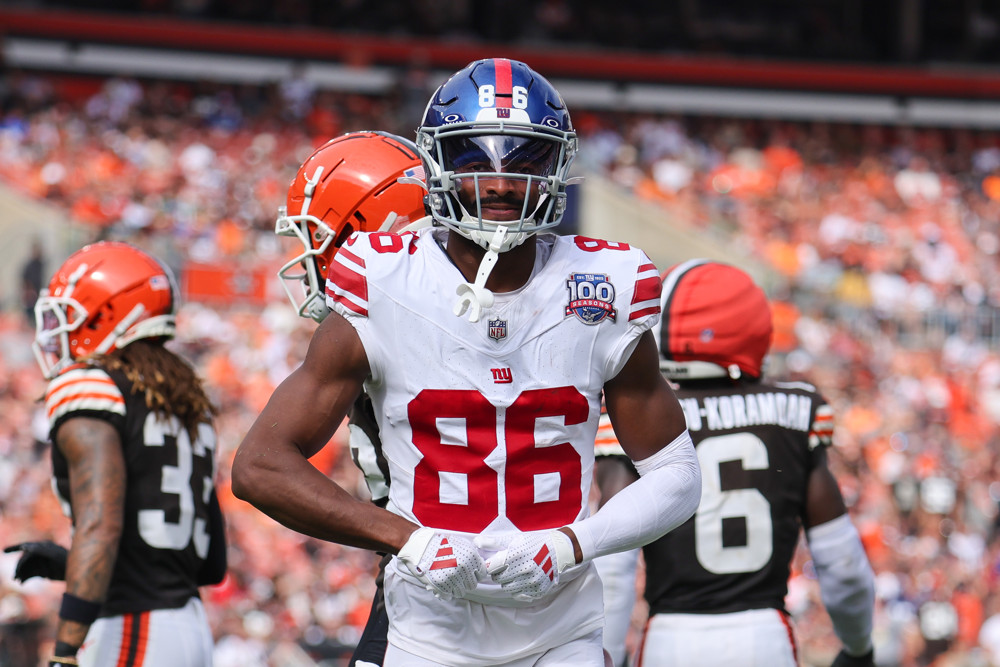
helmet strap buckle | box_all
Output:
[453,226,507,323]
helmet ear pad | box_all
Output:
[657,260,773,379]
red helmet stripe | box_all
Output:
[493,58,513,108]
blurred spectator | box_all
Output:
[19,240,44,327]
[894,157,943,206]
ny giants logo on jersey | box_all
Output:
[491,368,513,384]
[565,273,617,324]
[488,318,507,341]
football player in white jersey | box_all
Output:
[7,242,226,667]
[596,260,876,667]
[233,58,702,667]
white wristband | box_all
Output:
[551,530,577,574]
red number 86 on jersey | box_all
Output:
[408,386,587,533]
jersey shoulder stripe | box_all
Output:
[809,403,835,449]
[45,366,126,425]
[327,242,369,316]
[630,259,662,321]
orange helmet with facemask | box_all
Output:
[33,241,177,379]
[275,131,429,322]
[655,259,773,381]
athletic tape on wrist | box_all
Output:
[59,593,101,625]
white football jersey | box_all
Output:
[327,227,661,663]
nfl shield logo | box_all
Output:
[488,318,507,341]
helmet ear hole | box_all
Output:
[88,306,111,330]
[334,222,356,249]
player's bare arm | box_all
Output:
[231,311,419,554]
[561,331,697,558]
[603,330,687,461]
[591,334,669,514]
[804,446,849,529]
[55,416,126,649]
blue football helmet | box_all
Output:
[416,58,577,252]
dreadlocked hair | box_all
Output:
[94,340,217,440]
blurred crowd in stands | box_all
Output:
[24,0,1000,64]
[1,67,1000,667]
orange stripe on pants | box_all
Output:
[115,611,150,667]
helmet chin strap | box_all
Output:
[659,359,744,380]
[453,226,508,323]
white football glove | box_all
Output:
[478,530,577,602]
[396,527,487,601]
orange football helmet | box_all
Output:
[656,259,773,380]
[33,241,177,379]
[275,131,429,321]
